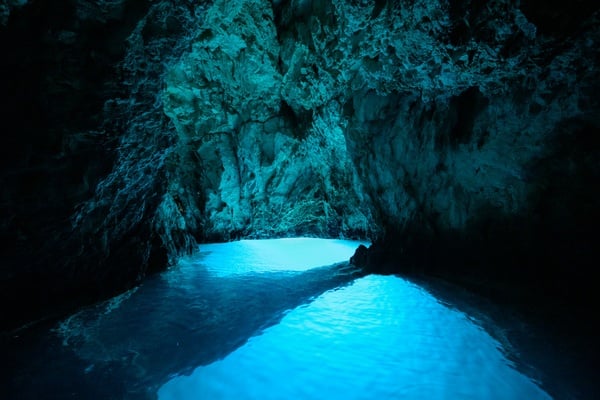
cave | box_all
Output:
[1,0,599,398]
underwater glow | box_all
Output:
[158,276,550,400]
[180,237,371,277]
[6,239,551,399]
[158,275,551,400]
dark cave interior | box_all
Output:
[1,0,599,397]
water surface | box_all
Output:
[3,238,556,399]
[158,275,550,400]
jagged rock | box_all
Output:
[163,0,375,240]
[0,0,195,330]
[337,0,600,312]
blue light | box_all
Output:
[158,275,551,400]
[179,237,371,277]
[49,239,551,400]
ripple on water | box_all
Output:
[158,275,552,400]
[7,239,554,400]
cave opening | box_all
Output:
[2,0,599,399]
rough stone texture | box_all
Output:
[0,0,199,331]
[271,0,597,234]
[162,0,375,240]
[160,0,599,319]
[337,0,600,326]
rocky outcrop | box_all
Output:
[162,0,375,240]
[0,0,197,331]
[339,0,600,313]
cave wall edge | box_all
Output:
[345,4,600,325]
[0,0,207,333]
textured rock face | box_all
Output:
[162,0,374,240]
[161,0,599,311]
[0,0,195,330]
[341,0,597,232]
[331,0,600,310]
[336,2,598,263]
[161,0,599,248]
[1,0,599,331]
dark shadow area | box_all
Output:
[519,0,600,38]
[441,86,488,149]
[351,221,599,398]
[2,261,365,400]
[399,274,598,400]
[0,0,194,333]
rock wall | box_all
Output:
[162,0,599,313]
[162,0,375,240]
[0,0,199,331]
[340,1,600,310]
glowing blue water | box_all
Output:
[5,238,554,399]
[158,275,550,400]
[179,237,371,277]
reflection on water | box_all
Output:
[3,238,556,399]
[5,239,366,399]
[188,238,372,277]
[158,275,551,400]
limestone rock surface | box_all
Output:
[162,0,375,240]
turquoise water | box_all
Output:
[190,238,373,276]
[158,275,550,400]
[4,238,556,399]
